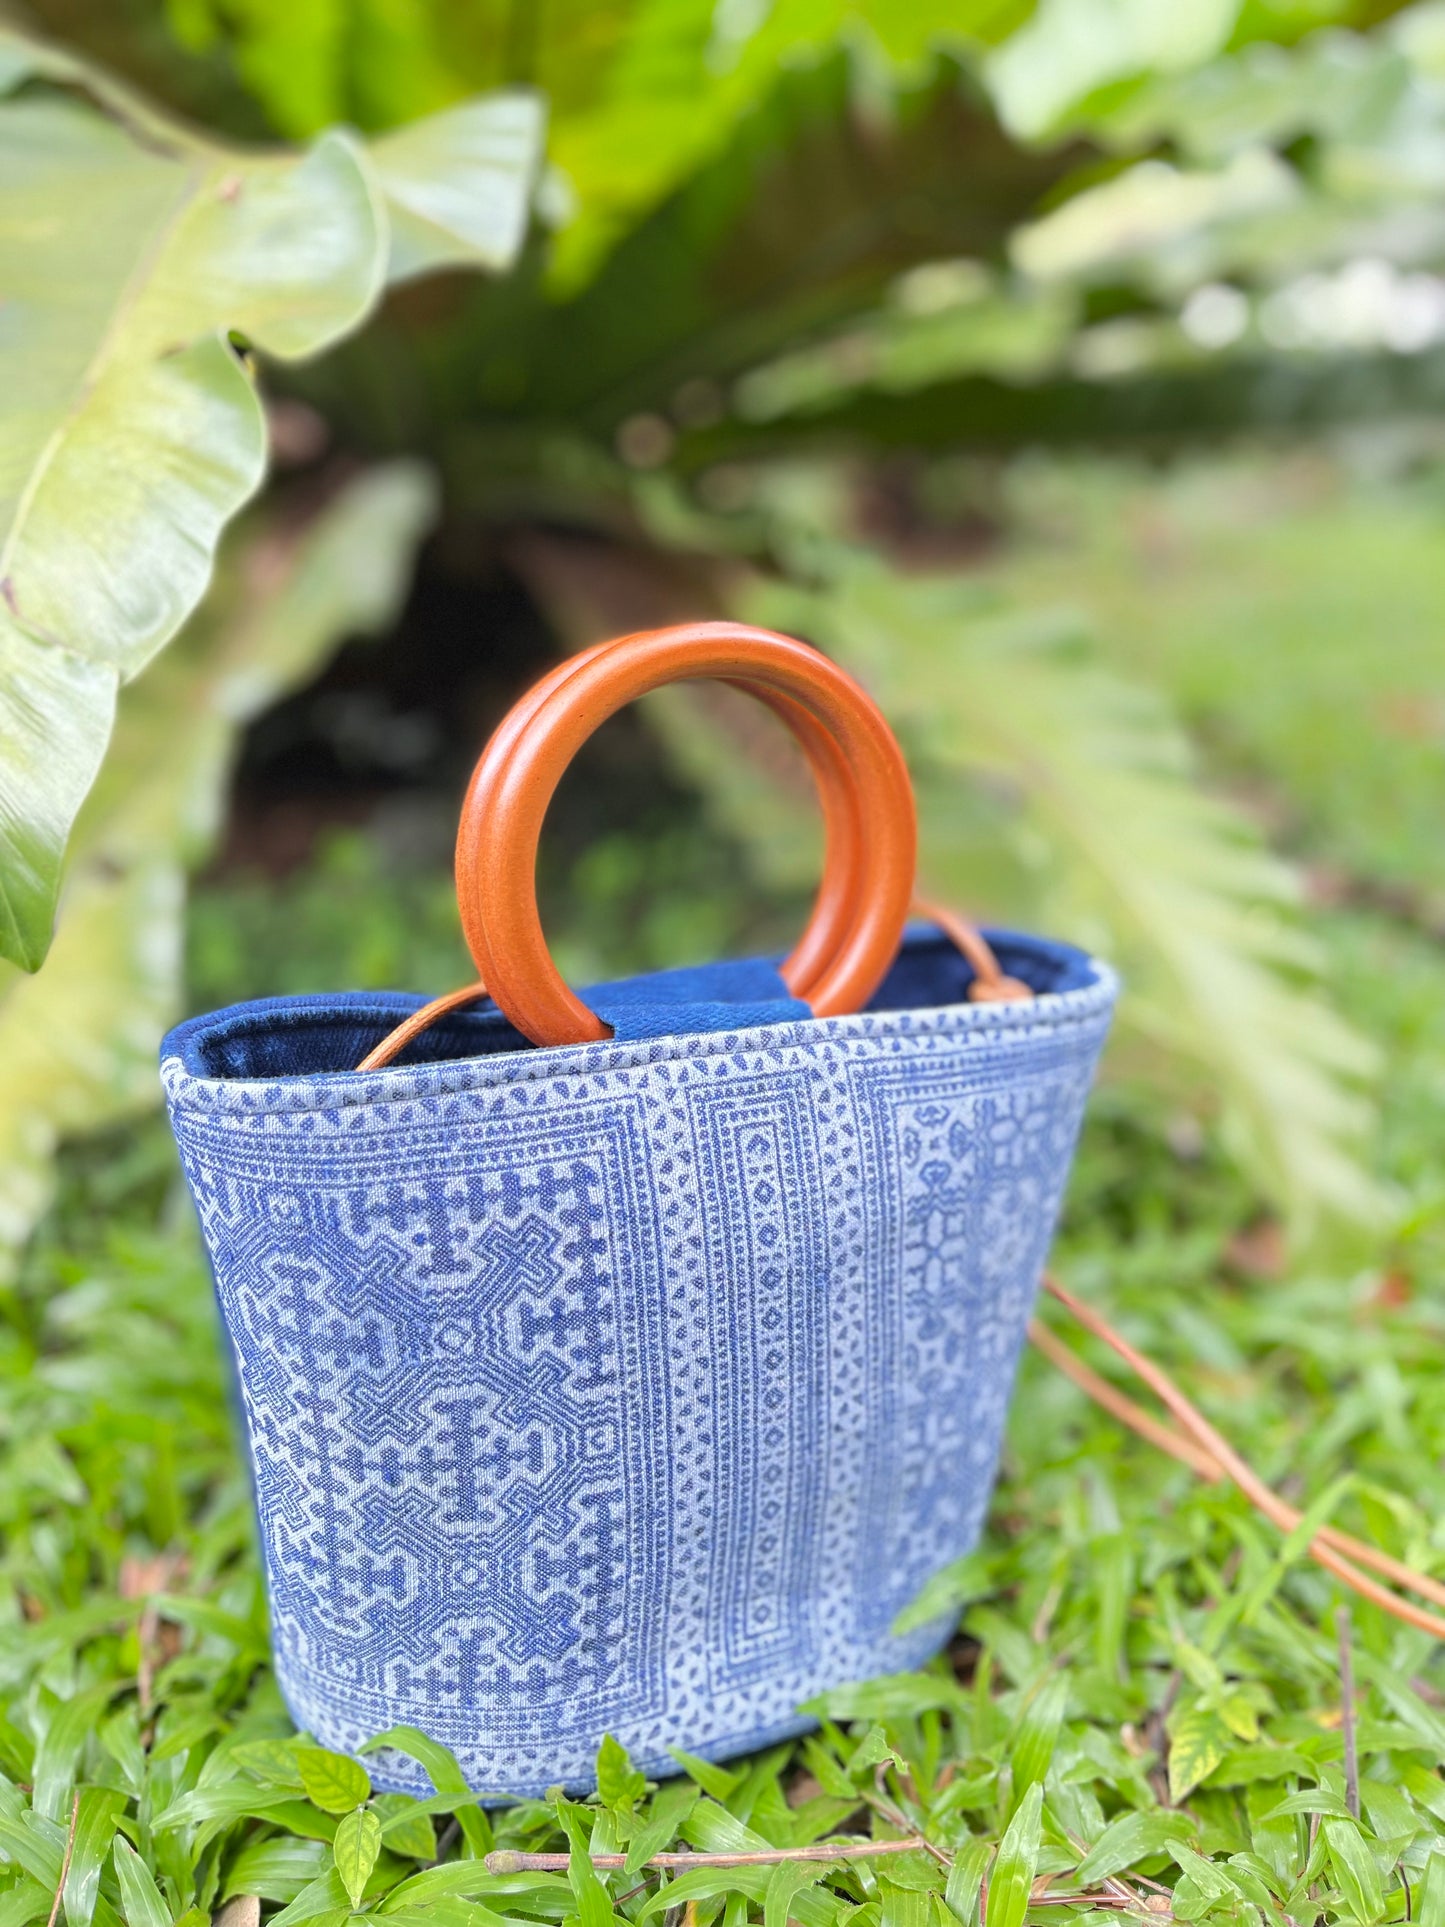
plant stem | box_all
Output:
[45,1794,79,1927]
[484,1839,930,1873]
[1339,1605,1360,1821]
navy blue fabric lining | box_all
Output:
[163,922,1102,1083]
[587,954,811,1040]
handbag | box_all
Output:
[160,621,1118,1797]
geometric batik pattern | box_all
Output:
[163,943,1116,1796]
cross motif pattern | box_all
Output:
[204,1103,668,1750]
[164,937,1116,1796]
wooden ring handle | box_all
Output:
[457,633,867,1004]
[456,622,916,1047]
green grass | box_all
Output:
[990,454,1445,896]
[6,453,1445,1923]
[4,885,1445,1927]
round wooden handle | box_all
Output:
[455,634,866,1004]
[455,621,916,1047]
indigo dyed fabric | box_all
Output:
[161,926,1116,1797]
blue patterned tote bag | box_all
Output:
[161,623,1117,1797]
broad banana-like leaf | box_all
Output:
[425,49,1076,494]
[0,462,438,1278]
[371,95,542,280]
[148,0,1028,294]
[0,31,540,970]
[985,0,1240,140]
[545,0,1014,291]
[741,565,1385,1233]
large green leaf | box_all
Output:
[0,619,117,980]
[396,45,1082,517]
[0,33,539,969]
[369,92,546,280]
[543,0,1029,292]
[149,0,1026,290]
[985,0,1242,141]
[0,461,437,1276]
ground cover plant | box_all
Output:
[4,1,1445,1924]
[3,523,1445,1921]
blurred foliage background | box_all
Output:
[5,0,1445,1266]
[4,3,1445,1922]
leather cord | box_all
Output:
[355,896,1029,1074]
[1038,1274,1445,1638]
[355,982,493,1074]
[350,636,1440,1641]
[914,895,1036,1004]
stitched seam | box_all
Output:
[165,993,1116,1109]
[162,979,1118,1119]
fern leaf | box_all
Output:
[735,562,1384,1234]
